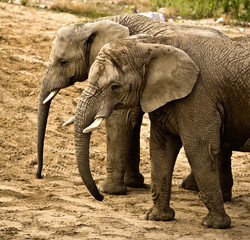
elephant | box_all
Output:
[72,34,249,229]
[178,32,250,196]
[37,13,228,195]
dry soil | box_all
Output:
[0,2,249,239]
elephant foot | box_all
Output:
[145,206,175,221]
[99,179,127,195]
[181,173,199,191]
[124,172,144,188]
[202,212,231,229]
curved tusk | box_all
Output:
[82,118,104,134]
[62,116,75,126]
[43,90,60,104]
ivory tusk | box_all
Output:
[62,116,75,126]
[43,89,60,104]
[82,118,104,133]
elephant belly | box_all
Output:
[222,97,250,152]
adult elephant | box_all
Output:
[72,34,249,228]
[37,13,227,194]
[181,32,250,196]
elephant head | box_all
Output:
[73,37,199,200]
[37,20,129,178]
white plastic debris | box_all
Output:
[138,12,165,21]
[216,17,224,23]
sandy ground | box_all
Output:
[0,2,249,239]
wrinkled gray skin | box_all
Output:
[37,14,228,194]
[231,34,250,43]
[74,35,249,228]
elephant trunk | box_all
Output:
[37,84,51,178]
[74,97,104,201]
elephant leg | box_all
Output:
[124,107,144,187]
[218,147,233,202]
[184,136,231,228]
[146,123,182,221]
[99,107,144,194]
[181,147,233,202]
[99,109,129,194]
[181,171,199,191]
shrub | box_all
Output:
[151,0,249,20]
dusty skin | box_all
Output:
[0,2,249,239]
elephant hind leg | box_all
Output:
[218,147,233,202]
[181,147,233,202]
[181,171,199,191]
[184,137,231,228]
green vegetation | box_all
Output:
[151,0,249,21]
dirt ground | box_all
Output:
[0,2,249,239]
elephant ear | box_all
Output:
[85,20,130,66]
[140,44,199,113]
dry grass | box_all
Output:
[3,0,249,22]
[17,0,153,18]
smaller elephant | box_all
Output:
[72,34,249,229]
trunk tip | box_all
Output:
[36,174,43,179]
[36,171,43,179]
[95,193,104,202]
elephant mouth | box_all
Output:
[69,76,78,86]
[43,76,78,104]
[114,102,124,110]
[63,101,124,132]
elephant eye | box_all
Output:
[111,84,120,91]
[61,60,68,66]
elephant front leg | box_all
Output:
[146,125,181,221]
[124,107,144,187]
[99,110,129,194]
[100,108,144,194]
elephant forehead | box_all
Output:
[51,38,76,59]
[57,26,75,41]
[58,24,90,42]
[89,60,119,87]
